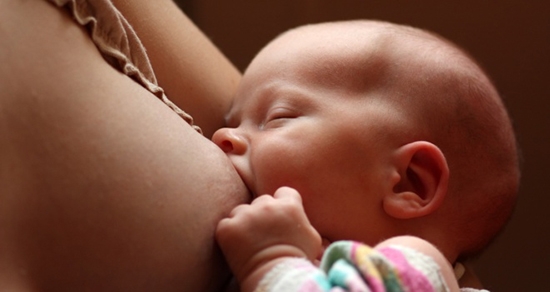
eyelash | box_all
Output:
[263,108,296,127]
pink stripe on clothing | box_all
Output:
[380,247,436,292]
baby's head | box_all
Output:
[213,20,520,262]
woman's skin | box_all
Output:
[111,0,242,138]
[0,0,248,291]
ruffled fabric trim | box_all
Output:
[48,0,202,133]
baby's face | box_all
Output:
[213,23,411,243]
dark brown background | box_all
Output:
[176,1,550,290]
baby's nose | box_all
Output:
[212,127,247,155]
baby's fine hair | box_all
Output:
[376,20,521,258]
[286,20,521,258]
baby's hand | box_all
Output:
[216,187,322,290]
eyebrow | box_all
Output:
[225,82,318,126]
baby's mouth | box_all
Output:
[230,166,257,201]
[223,157,255,201]
[232,167,256,202]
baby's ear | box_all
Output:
[383,141,449,219]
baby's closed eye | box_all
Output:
[263,107,298,128]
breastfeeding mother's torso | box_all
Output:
[0,0,249,291]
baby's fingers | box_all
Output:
[250,194,275,206]
[227,203,252,218]
[272,186,302,203]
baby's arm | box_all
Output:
[375,236,461,292]
[216,187,460,292]
[215,187,322,292]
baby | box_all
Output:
[212,20,520,291]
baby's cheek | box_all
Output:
[253,146,297,193]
